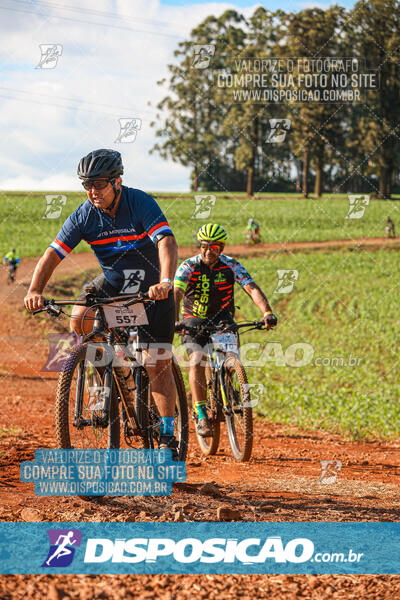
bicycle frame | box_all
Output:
[181,319,263,416]
[34,294,189,456]
[36,295,151,439]
[205,343,230,415]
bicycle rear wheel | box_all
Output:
[55,343,120,450]
[148,358,189,461]
[134,365,150,449]
[195,363,221,456]
[224,353,253,462]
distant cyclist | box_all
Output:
[174,223,277,437]
[3,248,20,283]
[24,149,180,456]
[245,217,261,245]
[385,217,395,238]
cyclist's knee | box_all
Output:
[189,351,206,371]
[70,305,93,335]
[144,346,173,370]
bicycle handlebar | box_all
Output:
[32,292,151,315]
[175,320,265,334]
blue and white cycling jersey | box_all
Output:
[49,186,173,292]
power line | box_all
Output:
[0,91,152,120]
[0,86,157,116]
[0,3,184,39]
[12,0,180,29]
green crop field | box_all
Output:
[44,247,400,441]
[1,190,399,258]
[226,249,400,440]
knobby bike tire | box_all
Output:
[224,353,253,462]
[195,362,221,456]
[171,357,189,461]
[55,343,120,450]
[134,366,150,449]
[112,365,149,449]
[146,358,189,460]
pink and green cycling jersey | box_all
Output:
[174,254,254,319]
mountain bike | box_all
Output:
[176,320,265,462]
[33,293,189,461]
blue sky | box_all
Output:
[160,0,357,8]
[0,0,358,191]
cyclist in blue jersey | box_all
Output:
[24,149,180,454]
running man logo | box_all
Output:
[346,194,370,219]
[192,195,216,219]
[121,269,145,294]
[266,119,291,143]
[115,118,142,143]
[274,270,299,294]
[36,44,63,69]
[42,195,67,219]
[191,44,215,69]
[318,460,342,485]
[87,385,110,412]
[42,529,82,568]
[42,333,80,372]
[242,383,265,408]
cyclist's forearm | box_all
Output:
[244,282,273,315]
[157,235,178,282]
[28,247,61,294]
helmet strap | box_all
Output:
[105,179,120,212]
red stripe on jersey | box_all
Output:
[89,233,147,245]
[217,284,233,290]
[213,265,230,270]
[55,238,72,252]
[148,221,169,236]
[222,294,232,301]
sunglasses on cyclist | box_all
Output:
[200,243,223,252]
[81,178,110,191]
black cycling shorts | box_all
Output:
[181,312,235,353]
[77,274,175,344]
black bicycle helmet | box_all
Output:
[77,149,123,180]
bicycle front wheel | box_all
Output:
[55,343,120,449]
[224,354,253,462]
[195,363,221,456]
[147,358,189,461]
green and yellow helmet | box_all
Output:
[197,223,227,244]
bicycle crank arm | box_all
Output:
[72,417,93,429]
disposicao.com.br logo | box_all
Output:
[84,536,316,564]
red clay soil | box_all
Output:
[0,244,400,598]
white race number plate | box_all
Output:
[103,302,149,328]
[211,332,239,354]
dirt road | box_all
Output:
[1,242,400,598]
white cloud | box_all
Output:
[0,0,248,191]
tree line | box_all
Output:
[150,1,400,198]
